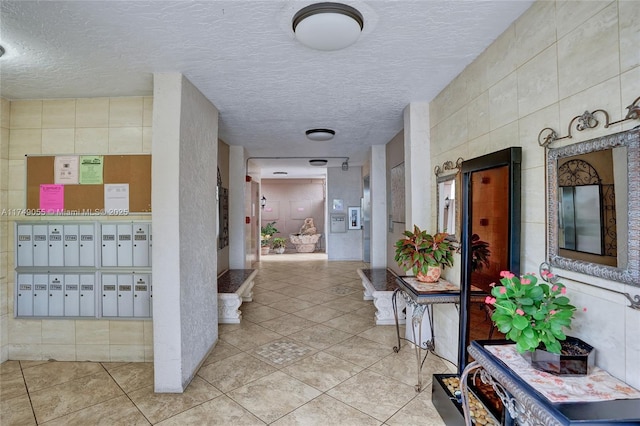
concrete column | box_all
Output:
[370,144,387,267]
[403,102,432,229]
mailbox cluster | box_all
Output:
[14,221,152,319]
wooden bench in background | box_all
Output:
[217,269,257,324]
[357,268,406,325]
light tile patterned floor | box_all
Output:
[0,254,454,425]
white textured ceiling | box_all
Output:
[0,0,534,178]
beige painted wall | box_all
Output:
[385,130,405,274]
[1,97,153,362]
[429,0,639,386]
[217,139,230,274]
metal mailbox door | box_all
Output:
[133,274,150,317]
[79,224,95,267]
[80,274,95,317]
[101,274,118,317]
[64,274,80,317]
[101,224,117,267]
[48,225,64,267]
[132,224,150,267]
[16,224,33,267]
[32,224,48,266]
[17,274,33,316]
[116,224,133,267]
[117,274,134,317]
[48,275,64,316]
[33,274,49,316]
[63,224,80,267]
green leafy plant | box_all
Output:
[260,221,278,247]
[270,237,286,249]
[486,270,577,354]
[471,233,491,272]
[394,225,454,276]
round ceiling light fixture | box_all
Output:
[309,159,328,166]
[305,128,335,141]
[292,2,364,51]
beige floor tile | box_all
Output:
[108,362,154,393]
[267,297,317,313]
[324,312,376,334]
[272,285,317,299]
[288,324,353,350]
[325,336,394,368]
[22,361,105,392]
[252,291,288,305]
[0,360,21,375]
[242,305,288,323]
[1,370,28,400]
[128,376,222,424]
[252,339,317,368]
[272,394,382,426]
[327,370,417,422]
[254,280,291,291]
[0,393,36,426]
[386,388,447,426]
[323,285,360,297]
[156,395,265,425]
[201,340,242,366]
[40,395,150,426]
[259,314,317,335]
[323,296,370,313]
[19,360,49,369]
[198,352,277,393]
[291,305,343,323]
[30,371,124,424]
[101,361,133,372]
[368,347,429,388]
[282,351,364,392]
[220,323,282,351]
[227,371,322,424]
[358,326,404,347]
[295,291,342,304]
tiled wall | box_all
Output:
[1,98,11,361]
[429,1,639,386]
[2,96,153,362]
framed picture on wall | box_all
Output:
[348,206,361,230]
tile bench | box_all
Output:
[357,268,406,325]
[217,269,257,324]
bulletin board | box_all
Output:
[26,155,151,213]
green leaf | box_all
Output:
[512,315,529,330]
[555,296,571,305]
[517,297,534,305]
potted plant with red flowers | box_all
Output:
[394,225,454,282]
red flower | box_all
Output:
[499,287,507,294]
[521,278,531,285]
[516,309,525,316]
[500,271,515,279]
[485,296,496,305]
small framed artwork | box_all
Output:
[348,206,361,230]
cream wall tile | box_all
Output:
[143,97,153,127]
[517,45,559,118]
[466,92,489,141]
[556,0,611,39]
[518,103,559,169]
[464,57,489,100]
[9,320,42,344]
[75,128,108,154]
[433,108,467,157]
[76,344,111,362]
[488,72,518,130]
[522,165,546,224]
[42,320,75,344]
[110,344,145,362]
[619,1,640,72]
[76,320,109,344]
[76,98,109,128]
[42,344,76,361]
[143,320,153,345]
[8,160,25,192]
[9,344,43,360]
[42,100,76,129]
[514,0,556,67]
[1,97,10,129]
[10,101,42,129]
[1,128,10,159]
[109,127,142,153]
[484,24,518,90]
[466,133,492,159]
[520,222,546,274]
[9,129,42,159]
[624,299,640,388]
[489,122,519,154]
[142,127,152,153]
[42,129,75,154]
[109,97,143,127]
[110,321,144,345]
[558,2,619,99]
[144,345,154,362]
[558,76,622,143]
[620,66,640,132]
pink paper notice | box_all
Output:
[40,184,64,213]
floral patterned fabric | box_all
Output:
[486,344,640,403]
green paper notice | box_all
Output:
[79,155,104,184]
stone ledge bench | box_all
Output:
[357,268,406,325]
[217,269,257,324]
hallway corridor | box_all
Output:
[1,256,453,425]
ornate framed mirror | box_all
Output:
[435,158,463,242]
[547,128,639,285]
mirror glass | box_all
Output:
[547,129,639,285]
[435,159,462,241]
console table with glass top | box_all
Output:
[460,340,640,425]
[392,276,486,392]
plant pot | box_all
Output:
[261,246,270,255]
[521,336,595,376]
[273,247,285,254]
[416,266,441,283]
